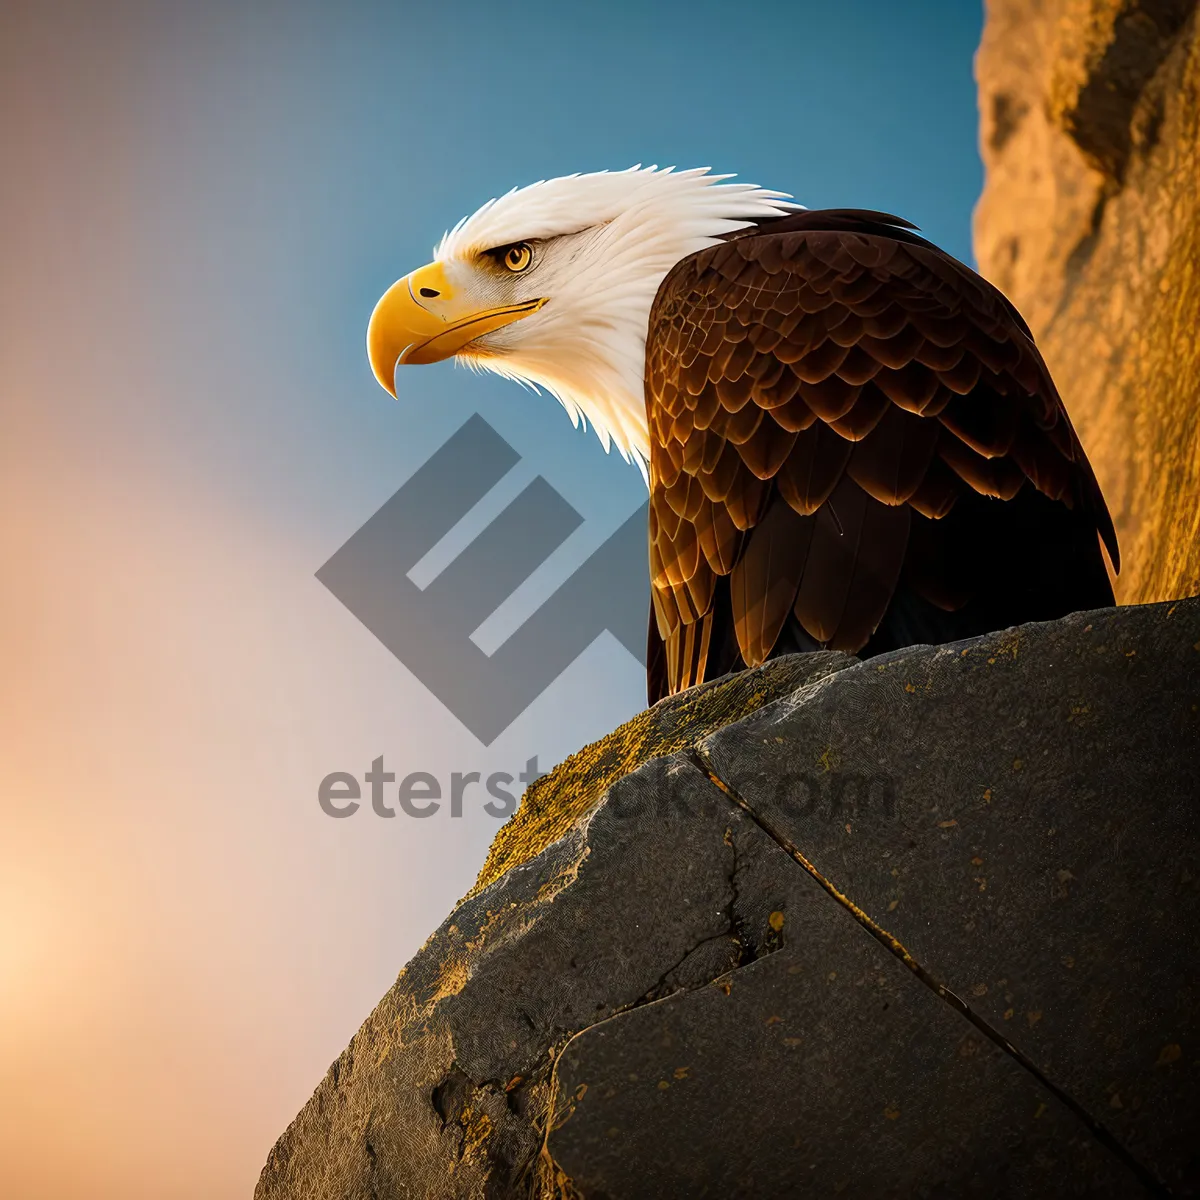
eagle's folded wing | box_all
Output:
[646,211,1118,699]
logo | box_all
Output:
[317,414,648,744]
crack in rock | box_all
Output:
[686,743,1171,1199]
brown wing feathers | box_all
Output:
[646,210,1118,702]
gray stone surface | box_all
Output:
[550,848,1145,1199]
[700,598,1200,1194]
[473,650,853,896]
[257,597,1200,1199]
[256,756,803,1199]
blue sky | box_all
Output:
[1,2,985,1194]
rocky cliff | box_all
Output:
[975,0,1200,606]
[256,597,1200,1198]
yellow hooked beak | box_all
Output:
[366,261,547,396]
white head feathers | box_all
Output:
[432,166,797,473]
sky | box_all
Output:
[0,1,984,1195]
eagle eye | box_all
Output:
[498,243,533,273]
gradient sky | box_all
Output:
[0,2,983,1195]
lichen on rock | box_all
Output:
[471,652,851,897]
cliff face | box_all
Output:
[974,0,1200,606]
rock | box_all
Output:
[697,598,1200,1194]
[254,653,850,1199]
[471,651,852,897]
[974,0,1200,607]
[256,597,1200,1199]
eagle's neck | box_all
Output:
[470,291,664,475]
[456,170,796,477]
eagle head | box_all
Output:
[366,166,794,469]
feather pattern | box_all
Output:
[646,209,1119,701]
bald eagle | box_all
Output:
[367,167,1118,704]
